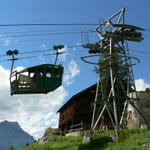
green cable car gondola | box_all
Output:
[10,64,64,95]
[7,45,64,95]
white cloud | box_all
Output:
[41,44,47,49]
[76,42,81,46]
[14,39,19,42]
[3,39,11,46]
[63,60,80,85]
[0,65,68,139]
[135,79,150,91]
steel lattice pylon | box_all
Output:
[82,8,148,142]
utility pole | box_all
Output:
[82,8,148,142]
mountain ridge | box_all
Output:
[0,120,35,150]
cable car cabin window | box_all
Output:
[46,73,51,78]
[29,73,34,78]
[53,68,60,78]
[33,71,43,79]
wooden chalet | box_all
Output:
[57,84,96,131]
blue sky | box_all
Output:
[0,0,150,139]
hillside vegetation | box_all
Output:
[20,129,150,150]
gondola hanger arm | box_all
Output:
[53,45,64,64]
[6,49,19,76]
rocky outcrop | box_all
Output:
[44,128,60,137]
[38,128,61,144]
[38,136,48,144]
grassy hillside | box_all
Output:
[20,129,150,150]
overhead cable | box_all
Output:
[0,28,92,35]
[0,44,83,58]
[0,31,85,39]
[0,23,98,27]
[6,49,87,62]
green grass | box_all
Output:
[107,129,150,150]
[20,129,150,150]
[20,135,82,150]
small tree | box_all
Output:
[145,88,150,93]
[9,144,15,150]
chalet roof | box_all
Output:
[57,83,96,113]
